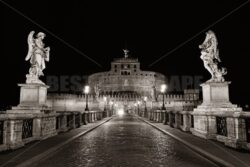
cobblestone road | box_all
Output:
[35,115,217,167]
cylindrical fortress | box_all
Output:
[88,51,166,100]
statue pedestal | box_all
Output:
[191,81,242,140]
[199,82,236,108]
[4,83,57,149]
[18,83,49,107]
[7,83,51,114]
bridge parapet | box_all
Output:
[140,108,250,151]
[0,109,106,152]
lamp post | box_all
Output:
[143,96,147,118]
[84,85,90,111]
[161,84,167,110]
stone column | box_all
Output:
[95,112,98,120]
[72,114,76,129]
[91,112,94,122]
[82,113,87,125]
[94,112,97,121]
[92,112,95,122]
[174,112,179,128]
[161,111,165,123]
[85,112,89,124]
[169,111,173,127]
[100,111,103,119]
[6,120,24,149]
[162,110,166,124]
[86,112,90,124]
[234,118,247,142]
[33,117,41,140]
[147,110,151,120]
[148,110,151,120]
[153,111,157,122]
[61,115,68,131]
[88,112,91,123]
[40,116,57,139]
[0,120,7,151]
[163,110,168,125]
[155,111,158,122]
[208,115,217,138]
[159,111,162,123]
[79,113,83,126]
[98,111,102,120]
[166,111,170,125]
[157,111,161,122]
[152,111,155,121]
[181,111,190,131]
[154,111,157,122]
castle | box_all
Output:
[88,49,166,100]
[47,50,200,112]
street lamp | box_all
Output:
[160,84,167,110]
[84,85,90,111]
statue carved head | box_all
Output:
[36,32,46,39]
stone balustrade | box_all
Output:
[0,110,107,152]
[140,109,250,151]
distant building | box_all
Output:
[47,50,200,113]
[88,49,166,100]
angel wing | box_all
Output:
[211,33,221,62]
[215,48,221,62]
[25,31,35,61]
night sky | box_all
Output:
[2,0,250,108]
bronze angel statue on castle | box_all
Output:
[25,31,50,84]
[199,30,227,82]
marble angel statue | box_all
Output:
[199,30,227,82]
[25,31,50,84]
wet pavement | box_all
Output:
[35,115,217,167]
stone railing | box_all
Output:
[141,109,250,151]
[191,110,250,150]
[54,110,107,133]
[0,110,57,151]
[0,110,108,152]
